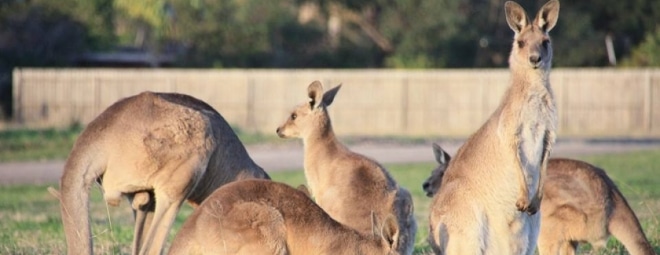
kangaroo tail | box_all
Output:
[47,186,61,200]
[608,188,656,255]
[59,155,103,255]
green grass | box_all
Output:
[0,126,83,162]
[0,150,658,254]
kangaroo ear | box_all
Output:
[321,84,341,107]
[432,143,451,165]
[380,215,399,248]
[505,1,529,34]
[307,81,324,109]
[534,0,559,33]
[371,211,380,237]
[371,212,399,248]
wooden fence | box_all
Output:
[12,68,660,138]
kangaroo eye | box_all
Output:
[517,40,525,48]
[291,113,297,120]
[542,40,550,48]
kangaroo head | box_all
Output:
[422,143,452,197]
[371,212,401,254]
[505,0,559,70]
[276,81,341,139]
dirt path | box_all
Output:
[1,140,659,185]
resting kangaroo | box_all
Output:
[168,179,401,255]
[58,92,270,255]
[423,144,656,255]
[276,81,417,254]
[428,1,560,254]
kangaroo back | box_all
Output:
[541,159,655,255]
[168,179,400,255]
[58,92,269,255]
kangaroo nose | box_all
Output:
[276,127,286,138]
[529,55,541,65]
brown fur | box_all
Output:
[539,159,656,255]
[423,145,656,255]
[276,81,417,255]
[167,179,400,255]
[428,1,560,254]
[58,92,270,255]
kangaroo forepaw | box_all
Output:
[525,194,541,215]
[516,199,539,215]
[515,197,530,212]
[525,203,539,215]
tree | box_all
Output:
[621,28,660,67]
[0,0,91,120]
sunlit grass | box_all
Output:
[0,126,82,162]
[0,150,658,254]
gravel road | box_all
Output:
[1,139,659,185]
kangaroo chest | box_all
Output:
[516,89,556,168]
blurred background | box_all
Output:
[1,2,659,254]
[1,0,659,136]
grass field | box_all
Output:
[1,150,659,254]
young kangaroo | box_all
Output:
[428,1,560,254]
[423,144,656,255]
[58,92,270,255]
[276,81,417,255]
[168,179,401,255]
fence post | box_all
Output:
[246,76,255,132]
[401,77,409,134]
[12,68,22,124]
[645,69,652,134]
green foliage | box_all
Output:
[0,0,115,120]
[114,0,168,30]
[622,28,660,67]
[0,2,88,67]
[71,0,116,50]
[380,0,468,68]
[1,0,660,73]
[173,0,297,67]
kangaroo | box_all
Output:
[428,1,560,254]
[423,144,656,255]
[276,81,417,255]
[168,179,401,255]
[58,91,270,255]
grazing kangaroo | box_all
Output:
[276,81,417,255]
[168,179,401,255]
[428,1,560,254]
[58,92,270,255]
[423,145,656,255]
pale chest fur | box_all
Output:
[511,82,557,198]
[517,87,556,164]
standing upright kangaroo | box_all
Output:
[276,81,417,254]
[58,92,270,255]
[428,1,560,254]
[424,144,656,255]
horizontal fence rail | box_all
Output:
[12,68,660,138]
